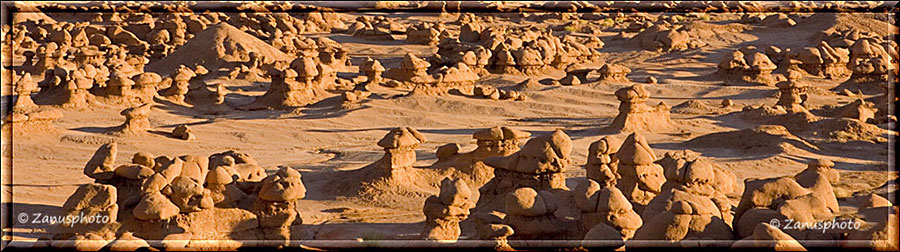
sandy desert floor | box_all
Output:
[1,1,897,249]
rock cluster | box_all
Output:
[383,53,481,95]
[630,24,691,52]
[407,22,448,46]
[733,159,841,239]
[784,41,850,79]
[657,150,741,198]
[472,85,526,101]
[384,53,433,84]
[228,11,345,40]
[635,155,734,242]
[811,28,895,50]
[226,52,269,82]
[471,126,531,160]
[242,54,332,109]
[847,38,895,83]
[31,63,96,109]
[347,16,402,41]
[476,130,573,212]
[434,39,493,76]
[60,142,309,249]
[450,24,602,76]
[716,48,778,86]
[313,37,352,72]
[13,17,173,109]
[431,126,531,187]
[159,65,200,104]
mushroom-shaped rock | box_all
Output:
[114,103,152,135]
[378,127,427,170]
[607,84,674,132]
[360,57,385,84]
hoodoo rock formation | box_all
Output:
[614,132,665,206]
[476,129,573,213]
[8,3,898,251]
[733,159,843,240]
[112,103,152,135]
[584,136,623,187]
[242,56,331,110]
[716,49,778,86]
[502,187,568,239]
[575,179,642,242]
[421,178,475,241]
[847,38,895,83]
[606,84,674,133]
[430,126,532,187]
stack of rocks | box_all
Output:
[254,167,307,244]
[502,187,568,239]
[420,178,475,242]
[585,136,623,188]
[614,132,665,206]
[377,127,428,178]
[575,179,642,243]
